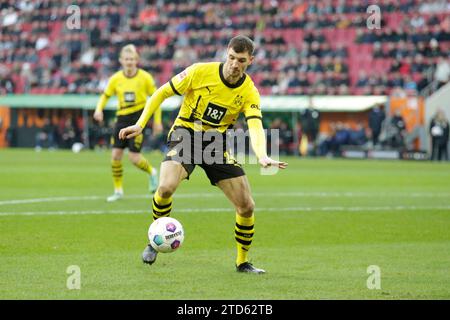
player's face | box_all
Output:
[119,52,138,71]
[225,48,253,78]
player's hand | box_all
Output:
[152,123,163,136]
[119,125,143,140]
[258,156,288,169]
[93,110,103,122]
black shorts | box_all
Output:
[163,126,245,186]
[111,111,144,152]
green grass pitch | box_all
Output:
[0,148,449,299]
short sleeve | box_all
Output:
[242,86,262,121]
[103,74,117,97]
[168,63,198,96]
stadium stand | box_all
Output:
[1,0,449,159]
[1,0,450,96]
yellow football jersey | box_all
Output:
[103,69,157,116]
[168,62,262,133]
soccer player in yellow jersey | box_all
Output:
[94,44,162,202]
[119,36,287,273]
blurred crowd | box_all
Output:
[1,0,450,96]
[317,105,409,156]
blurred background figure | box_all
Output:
[429,109,449,161]
[386,109,407,149]
[60,117,77,149]
[368,103,385,147]
[299,101,320,155]
[35,117,56,151]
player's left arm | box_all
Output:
[244,91,288,169]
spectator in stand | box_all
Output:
[411,54,427,73]
[404,75,418,93]
[0,74,15,94]
[287,69,301,88]
[417,71,430,92]
[334,43,348,58]
[108,6,121,33]
[332,56,348,74]
[427,38,442,58]
[356,71,369,87]
[308,55,323,72]
[373,42,385,58]
[139,5,157,24]
[429,109,449,161]
[410,13,426,29]
[298,72,310,88]
[399,57,412,76]
[2,0,450,96]
[88,19,102,47]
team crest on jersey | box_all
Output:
[178,69,188,81]
[124,91,136,103]
[233,95,244,107]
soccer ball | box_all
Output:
[148,217,184,253]
[71,142,84,153]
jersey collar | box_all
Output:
[219,63,246,89]
[122,69,139,79]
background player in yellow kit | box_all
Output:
[119,36,287,273]
[94,44,162,202]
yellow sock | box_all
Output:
[135,157,153,174]
[111,160,123,192]
[152,190,172,220]
[235,213,255,266]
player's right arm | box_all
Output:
[119,64,197,140]
[94,74,117,122]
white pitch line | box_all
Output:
[1,205,450,217]
[1,191,450,206]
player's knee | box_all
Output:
[111,148,123,161]
[128,154,140,164]
[157,184,175,198]
[237,198,255,216]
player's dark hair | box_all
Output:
[228,35,255,55]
